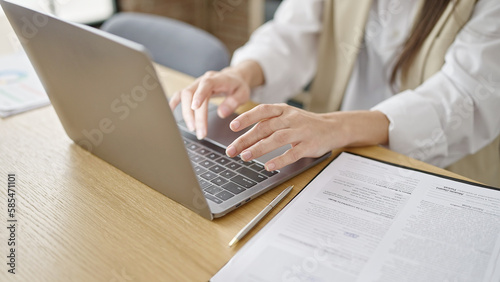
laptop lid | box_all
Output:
[1,0,214,219]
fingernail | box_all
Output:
[226,145,236,157]
[266,162,275,171]
[196,129,206,140]
[241,150,252,161]
[191,99,200,110]
[230,120,240,131]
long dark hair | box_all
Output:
[390,0,452,87]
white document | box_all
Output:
[357,166,500,282]
[0,52,49,118]
[211,152,500,282]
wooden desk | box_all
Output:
[0,66,474,281]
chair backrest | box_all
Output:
[102,12,229,77]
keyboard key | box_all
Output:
[196,148,211,155]
[198,178,211,189]
[200,171,217,180]
[237,167,267,182]
[205,185,223,195]
[226,162,241,170]
[193,166,207,175]
[222,182,245,194]
[231,156,241,162]
[190,155,204,163]
[205,193,223,204]
[206,152,221,160]
[220,170,237,179]
[199,159,215,168]
[216,158,231,165]
[250,163,265,172]
[211,177,228,186]
[261,170,279,177]
[209,165,225,174]
[187,143,199,151]
[215,190,234,201]
[231,175,257,188]
[237,159,254,166]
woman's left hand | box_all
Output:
[225,103,390,171]
[225,103,348,171]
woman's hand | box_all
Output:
[225,104,345,171]
[225,104,390,171]
[169,60,264,140]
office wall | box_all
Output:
[118,0,264,54]
[3,0,115,24]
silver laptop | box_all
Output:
[1,0,330,219]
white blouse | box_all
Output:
[231,0,500,168]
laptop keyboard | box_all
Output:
[183,136,279,205]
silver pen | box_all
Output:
[228,185,294,247]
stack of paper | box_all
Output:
[212,152,500,282]
[0,52,49,118]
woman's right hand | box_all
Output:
[169,61,263,140]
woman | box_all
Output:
[169,0,500,186]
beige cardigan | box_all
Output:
[308,0,500,187]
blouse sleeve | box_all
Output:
[230,0,323,103]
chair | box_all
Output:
[101,12,230,77]
[265,0,282,22]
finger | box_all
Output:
[191,73,236,110]
[194,98,209,140]
[226,117,290,158]
[239,129,296,162]
[230,104,285,132]
[217,86,249,118]
[265,143,307,171]
[181,89,195,132]
[169,91,181,111]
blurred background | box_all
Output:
[0,0,282,54]
[0,0,290,117]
